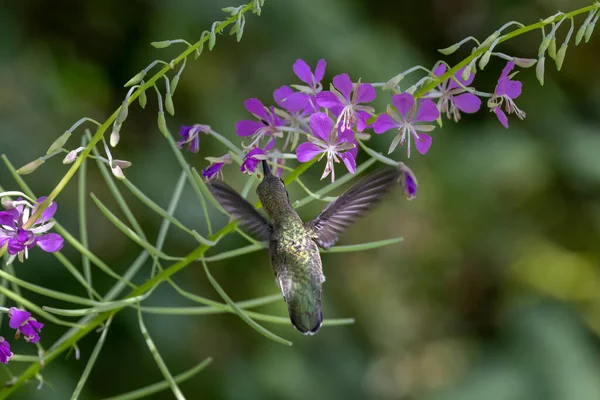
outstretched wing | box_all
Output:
[306,167,401,249]
[207,180,271,241]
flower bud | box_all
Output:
[138,88,147,109]
[170,75,180,95]
[1,197,14,209]
[548,37,557,59]
[46,130,72,155]
[398,162,417,200]
[555,44,568,71]
[478,50,492,70]
[584,17,597,43]
[209,29,216,50]
[383,73,403,90]
[538,35,552,57]
[165,93,175,116]
[438,43,460,55]
[462,64,473,81]
[62,150,78,164]
[124,70,146,87]
[536,55,545,86]
[110,128,120,148]
[17,158,44,175]
[116,101,129,125]
[111,164,125,180]
[542,15,556,24]
[512,57,537,68]
[576,21,588,45]
[150,41,171,49]
[194,41,205,60]
[158,111,168,138]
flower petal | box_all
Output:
[504,80,522,99]
[452,93,482,113]
[244,98,269,120]
[35,197,57,222]
[293,59,313,85]
[373,114,399,134]
[355,110,370,132]
[314,59,326,83]
[309,113,333,142]
[332,74,353,101]
[356,83,376,103]
[36,233,64,253]
[415,99,440,122]
[391,93,415,118]
[414,133,432,155]
[235,120,264,137]
[0,212,15,227]
[202,163,224,180]
[448,67,474,89]
[316,91,343,109]
[9,308,30,330]
[178,125,194,140]
[296,142,323,162]
[433,63,447,77]
[340,152,356,174]
[500,61,515,80]
[494,107,509,128]
[7,239,24,255]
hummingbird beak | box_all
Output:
[262,160,272,177]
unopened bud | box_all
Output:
[110,126,121,147]
[512,57,537,68]
[398,162,418,200]
[1,197,14,209]
[538,35,552,56]
[576,21,588,45]
[124,70,146,87]
[585,17,597,42]
[111,164,125,180]
[165,93,175,116]
[536,56,545,86]
[542,15,556,24]
[438,43,460,55]
[117,101,129,125]
[383,73,404,90]
[62,150,78,164]
[478,50,492,70]
[555,44,568,71]
[17,158,44,175]
[46,130,72,155]
[195,41,204,60]
[150,41,171,49]
[480,31,500,49]
[138,88,147,109]
[170,75,180,95]
[158,112,168,138]
[548,37,557,59]
[462,64,473,81]
[209,29,216,50]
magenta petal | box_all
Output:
[35,197,56,222]
[500,61,515,80]
[391,93,415,118]
[448,67,474,89]
[244,98,268,120]
[273,86,293,106]
[309,113,333,141]
[452,93,481,113]
[316,91,343,109]
[36,233,64,253]
[0,212,14,227]
[433,63,447,77]
[340,152,356,174]
[332,74,353,100]
[264,138,275,151]
[356,83,376,103]
[9,308,30,330]
[373,114,399,134]
[415,99,440,122]
[494,107,509,128]
[293,59,313,85]
[414,134,432,155]
[314,59,326,83]
[285,92,309,112]
[296,142,323,162]
[355,111,370,132]
[236,120,264,137]
[504,80,522,99]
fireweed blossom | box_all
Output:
[488,61,526,128]
[8,308,43,343]
[241,139,274,175]
[236,98,286,149]
[202,154,232,180]
[374,93,440,157]
[296,112,357,182]
[316,74,376,132]
[292,58,326,112]
[273,86,313,151]
[0,197,64,265]
[0,337,11,364]
[426,64,482,122]
[398,162,418,200]
[177,124,211,153]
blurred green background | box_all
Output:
[2,0,600,399]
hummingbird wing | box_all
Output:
[305,167,400,249]
[207,180,272,241]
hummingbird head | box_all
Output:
[257,160,291,217]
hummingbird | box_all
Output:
[207,161,401,335]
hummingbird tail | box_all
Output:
[287,298,323,335]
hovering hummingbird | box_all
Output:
[207,161,401,335]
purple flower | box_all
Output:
[296,113,357,182]
[292,58,326,112]
[236,99,286,148]
[8,308,43,343]
[398,162,418,200]
[0,337,12,364]
[374,93,439,157]
[426,64,481,122]
[0,197,64,265]
[202,154,232,180]
[274,86,310,113]
[489,62,526,128]
[316,74,375,132]
[177,124,211,153]
[241,140,275,175]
